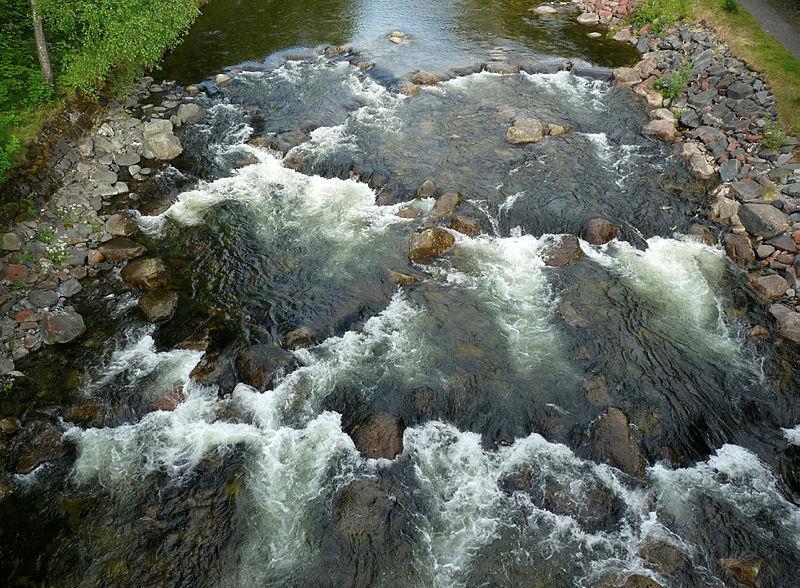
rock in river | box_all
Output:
[141,119,183,160]
[544,235,585,267]
[349,414,405,459]
[642,120,678,142]
[98,236,146,262]
[580,217,619,245]
[235,344,298,391]
[41,308,86,345]
[769,304,800,346]
[121,257,168,290]
[409,227,455,262]
[591,408,647,479]
[138,290,179,322]
[506,117,545,144]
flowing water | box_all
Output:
[2,1,800,586]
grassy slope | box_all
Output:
[694,0,800,133]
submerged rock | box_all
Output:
[506,117,545,144]
[283,326,317,350]
[14,420,64,474]
[121,257,167,290]
[41,308,86,345]
[718,558,762,587]
[149,386,185,412]
[591,408,647,479]
[332,478,403,545]
[409,227,456,262]
[138,289,179,322]
[580,217,619,245]
[595,574,663,588]
[449,215,481,237]
[640,541,687,575]
[235,344,297,391]
[349,414,405,459]
[544,235,585,267]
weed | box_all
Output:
[38,228,55,244]
[46,246,66,265]
[16,251,34,263]
[653,62,693,99]
[629,0,692,35]
[22,195,37,219]
[762,114,787,150]
[722,0,739,13]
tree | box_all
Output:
[30,0,53,87]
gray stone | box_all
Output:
[105,213,139,237]
[769,304,800,346]
[679,109,701,129]
[121,257,167,289]
[577,13,600,25]
[92,169,118,184]
[782,183,800,197]
[689,153,716,180]
[719,159,739,183]
[739,204,790,239]
[2,233,21,251]
[749,273,789,300]
[688,89,718,108]
[58,278,82,298]
[0,356,14,375]
[99,237,146,262]
[141,120,182,160]
[726,82,754,100]
[176,103,204,125]
[114,152,141,167]
[767,234,797,253]
[756,244,775,259]
[41,308,86,344]
[730,180,764,202]
[28,289,59,308]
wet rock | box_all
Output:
[15,420,64,474]
[483,62,520,75]
[149,386,185,412]
[506,117,545,144]
[410,70,450,85]
[748,273,789,301]
[449,215,481,237]
[141,119,183,160]
[65,402,104,426]
[214,73,231,84]
[718,558,762,587]
[724,233,755,267]
[395,81,421,96]
[121,257,167,290]
[138,289,178,322]
[176,103,203,125]
[388,270,417,286]
[235,344,297,391]
[640,541,687,575]
[689,223,717,245]
[577,13,600,25]
[190,351,238,394]
[580,217,619,245]
[41,308,86,345]
[2,232,21,251]
[98,236,146,262]
[595,574,663,588]
[642,120,678,142]
[544,235,585,267]
[584,374,611,405]
[333,478,401,545]
[533,5,559,16]
[283,326,317,350]
[416,179,436,198]
[350,414,405,459]
[104,212,139,237]
[769,304,800,346]
[0,416,21,434]
[547,123,569,137]
[409,227,456,262]
[591,408,647,479]
[738,204,789,239]
[430,191,462,220]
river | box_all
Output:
[2,0,799,586]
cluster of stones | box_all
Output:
[0,76,206,379]
[604,23,800,347]
[575,0,638,25]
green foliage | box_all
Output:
[762,114,786,150]
[629,0,692,35]
[722,0,739,13]
[0,0,201,188]
[37,227,54,243]
[653,61,693,99]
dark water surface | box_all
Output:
[2,1,800,587]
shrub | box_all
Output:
[629,0,692,35]
[722,0,739,13]
[653,61,693,99]
[762,114,786,150]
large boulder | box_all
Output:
[15,420,65,474]
[613,67,643,87]
[176,103,204,125]
[580,217,619,245]
[105,212,139,237]
[642,120,678,142]
[723,233,754,268]
[41,308,86,345]
[449,215,481,237]
[430,191,463,220]
[332,478,404,547]
[349,414,405,459]
[591,408,647,479]
[138,290,178,322]
[409,227,455,262]
[141,119,183,160]
[99,237,146,262]
[121,257,167,290]
[235,344,298,391]
[769,304,800,346]
[506,117,545,144]
[544,235,585,267]
[748,273,789,301]
[738,204,790,239]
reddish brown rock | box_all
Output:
[149,386,186,412]
[350,414,405,459]
[591,408,647,479]
[121,257,167,290]
[430,192,463,220]
[724,233,754,268]
[4,264,28,283]
[580,218,619,245]
[748,273,789,301]
[99,237,146,262]
[718,558,762,587]
[449,216,481,237]
[409,227,456,262]
[40,308,86,345]
[544,235,585,267]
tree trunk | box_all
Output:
[30,0,53,87]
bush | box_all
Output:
[762,114,786,150]
[653,61,693,99]
[722,0,739,13]
[629,0,692,35]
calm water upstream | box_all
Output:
[2,1,800,587]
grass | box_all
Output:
[694,0,800,134]
[629,0,693,36]
[654,61,693,99]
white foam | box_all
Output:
[782,426,800,445]
[522,70,608,109]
